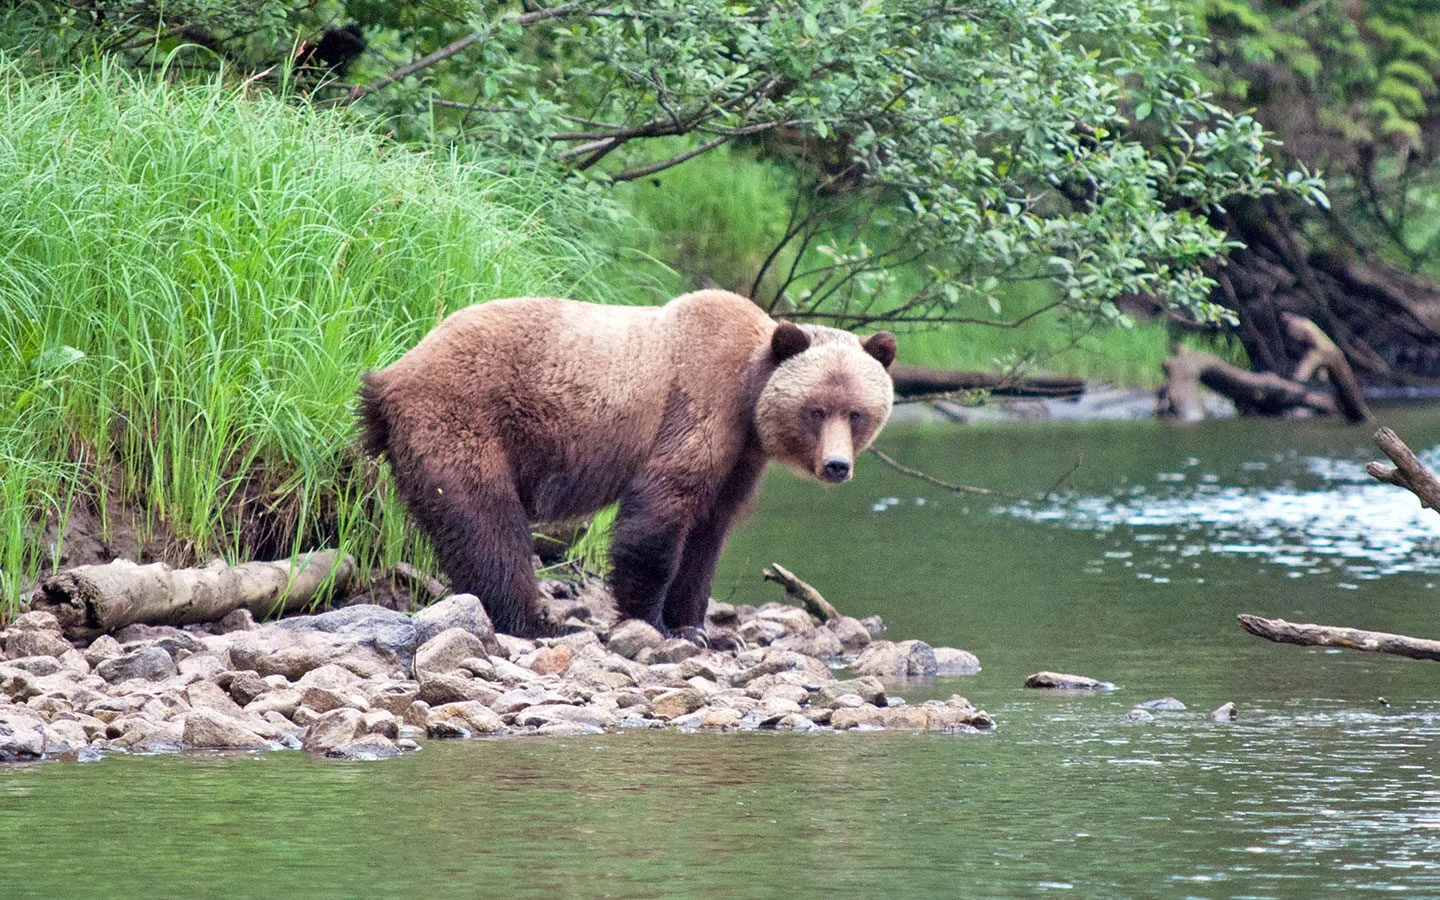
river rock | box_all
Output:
[0,667,39,702]
[417,673,501,707]
[176,653,226,679]
[213,608,258,634]
[810,677,887,708]
[651,687,706,719]
[360,710,400,739]
[414,628,488,681]
[229,605,416,680]
[324,734,401,760]
[737,619,787,646]
[96,646,178,684]
[756,604,815,635]
[637,639,701,665]
[10,611,62,634]
[1122,708,1157,723]
[1210,702,1237,722]
[300,686,368,714]
[5,628,73,660]
[185,680,247,719]
[515,704,615,730]
[773,629,843,659]
[852,640,938,678]
[183,709,273,751]
[427,701,504,737]
[224,671,269,707]
[1023,671,1115,690]
[733,649,831,686]
[82,635,122,668]
[107,716,183,752]
[1137,697,1186,711]
[606,619,665,659]
[5,656,64,676]
[0,710,46,760]
[303,708,365,751]
[933,647,981,675]
[860,615,886,637]
[529,644,573,675]
[411,594,502,655]
[42,720,89,756]
[364,682,420,716]
[826,616,873,651]
[245,688,304,719]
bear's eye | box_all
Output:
[849,411,867,427]
[806,407,826,424]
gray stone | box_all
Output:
[606,619,665,660]
[96,646,178,684]
[636,638,701,665]
[411,594,502,655]
[427,701,504,737]
[300,686,368,714]
[756,605,815,635]
[825,616,873,652]
[651,687,706,720]
[1136,697,1187,711]
[226,671,271,707]
[176,653,227,679]
[1023,671,1115,691]
[324,734,401,760]
[515,704,615,730]
[737,619,786,646]
[107,716,183,752]
[213,608,257,634]
[0,711,46,760]
[42,720,89,756]
[82,635,123,668]
[229,605,417,680]
[932,647,981,675]
[10,611,62,633]
[182,709,273,751]
[773,629,843,659]
[0,667,40,703]
[417,674,501,707]
[535,722,605,737]
[1210,702,1237,723]
[303,708,365,752]
[490,686,562,715]
[733,649,832,687]
[296,664,361,692]
[4,656,64,676]
[810,677,887,708]
[360,710,400,740]
[5,629,72,660]
[184,680,247,718]
[1123,708,1157,723]
[414,628,488,680]
[852,640,939,678]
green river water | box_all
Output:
[4,410,1440,897]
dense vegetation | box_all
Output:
[0,62,647,607]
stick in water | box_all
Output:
[1237,613,1440,662]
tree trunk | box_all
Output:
[33,550,354,640]
[890,365,1085,399]
[1160,345,1337,421]
[1238,613,1440,662]
[1366,427,1440,513]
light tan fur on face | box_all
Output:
[754,326,894,482]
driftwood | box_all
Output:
[891,365,1085,400]
[1284,314,1374,423]
[762,563,839,622]
[1366,427,1440,513]
[1238,614,1440,662]
[1161,345,1337,422]
[33,550,354,640]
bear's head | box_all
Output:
[755,322,896,484]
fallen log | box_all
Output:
[1284,314,1374,423]
[1365,427,1440,514]
[1160,345,1337,422]
[762,563,839,623]
[890,364,1085,400]
[33,550,355,640]
[1237,613,1440,662]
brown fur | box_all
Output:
[358,290,894,636]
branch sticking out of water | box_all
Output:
[1366,427,1440,514]
[762,563,839,623]
[1237,613,1440,662]
[867,447,1009,497]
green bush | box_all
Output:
[0,60,643,613]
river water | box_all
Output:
[4,410,1440,897]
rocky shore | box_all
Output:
[0,589,992,763]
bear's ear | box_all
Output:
[862,331,897,369]
[771,322,811,363]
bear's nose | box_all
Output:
[822,458,852,483]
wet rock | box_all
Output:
[427,701,504,737]
[637,639,701,665]
[300,686,368,714]
[810,677,887,708]
[360,710,400,740]
[491,686,562,716]
[183,709,273,751]
[529,644,573,675]
[1023,671,1115,691]
[82,635,123,668]
[733,650,831,687]
[0,711,46,760]
[224,671,270,707]
[403,701,430,728]
[325,734,401,760]
[96,646,178,684]
[860,615,887,637]
[852,640,938,678]
[417,674,500,707]
[411,594,502,656]
[107,716,183,752]
[1122,708,1157,723]
[0,668,40,703]
[1210,702,1237,722]
[756,604,815,635]
[364,682,420,717]
[303,708,365,752]
[825,616,873,651]
[651,687,706,720]
[42,720,90,756]
[606,619,665,660]
[1136,697,1186,711]
[515,704,615,730]
[185,680,247,719]
[773,629,843,659]
[5,628,73,660]
[933,647,981,675]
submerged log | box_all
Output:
[33,550,354,640]
[1237,613,1440,662]
[890,365,1085,400]
[1366,427,1440,514]
[1160,345,1337,422]
[762,563,839,623]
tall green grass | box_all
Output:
[0,60,643,614]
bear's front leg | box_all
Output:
[609,471,702,632]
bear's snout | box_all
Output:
[822,458,852,483]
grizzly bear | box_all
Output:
[358,289,895,638]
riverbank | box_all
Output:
[0,585,991,764]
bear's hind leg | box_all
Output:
[404,471,549,637]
